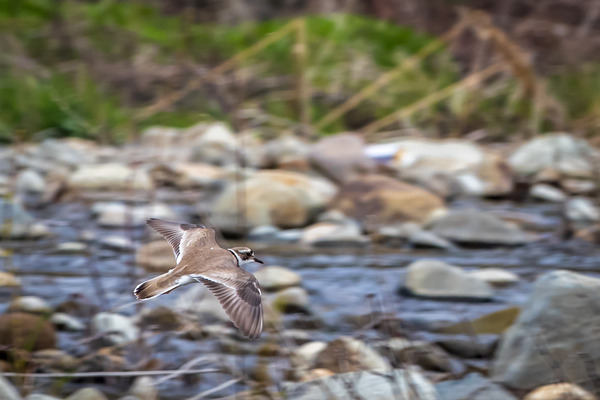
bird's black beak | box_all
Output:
[253,257,264,264]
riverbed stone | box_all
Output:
[508,133,595,178]
[0,313,56,351]
[211,170,337,234]
[264,135,311,171]
[99,235,134,251]
[150,162,225,189]
[565,197,600,222]
[190,122,237,166]
[91,313,139,346]
[254,265,302,291]
[0,375,22,400]
[467,268,519,286]
[174,285,229,323]
[68,163,153,191]
[374,338,463,374]
[0,198,50,239]
[437,307,520,335]
[436,373,517,400]
[27,394,61,400]
[523,383,596,400]
[310,133,374,183]
[51,312,86,332]
[300,221,368,247]
[16,169,46,193]
[530,184,567,202]
[331,174,447,231]
[492,270,600,392]
[314,336,391,373]
[8,296,52,316]
[404,259,494,301]
[271,287,310,314]
[139,306,182,331]
[0,272,20,287]
[96,202,177,227]
[65,388,108,400]
[128,376,158,400]
[427,209,533,246]
[31,349,78,372]
[284,368,437,400]
[290,341,327,369]
[136,240,174,272]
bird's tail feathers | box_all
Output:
[134,274,181,300]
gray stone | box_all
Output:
[51,312,86,332]
[404,259,494,300]
[91,312,139,345]
[149,162,224,189]
[52,242,88,255]
[428,209,533,246]
[247,225,281,242]
[0,199,50,239]
[16,169,45,193]
[264,135,310,170]
[467,268,519,287]
[290,341,327,369]
[8,296,52,316]
[310,133,374,183]
[175,285,229,323]
[128,376,157,400]
[95,202,177,227]
[509,133,595,178]
[492,270,600,391]
[254,266,302,291]
[190,122,237,166]
[565,197,600,222]
[284,368,437,400]
[314,336,391,373]
[271,287,310,313]
[436,373,517,400]
[275,229,304,243]
[300,221,368,248]
[530,184,567,202]
[65,388,108,400]
[99,235,135,251]
[68,163,153,191]
[0,375,22,400]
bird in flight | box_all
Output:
[134,218,264,339]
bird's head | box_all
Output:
[229,246,264,266]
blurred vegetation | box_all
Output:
[0,0,599,143]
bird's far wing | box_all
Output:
[194,269,263,340]
[146,218,210,264]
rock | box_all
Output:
[0,313,56,351]
[91,313,139,346]
[0,375,21,400]
[275,229,304,243]
[509,133,595,178]
[139,306,182,331]
[190,122,237,165]
[298,368,335,382]
[331,174,446,231]
[247,225,281,241]
[78,347,127,373]
[530,184,567,202]
[467,268,519,287]
[174,285,230,323]
[310,133,374,183]
[140,126,180,147]
[427,209,533,246]
[150,162,224,189]
[68,163,153,191]
[284,368,437,400]
[99,235,134,251]
[0,198,50,239]
[435,334,498,358]
[300,221,368,247]
[0,271,20,287]
[16,169,45,193]
[211,170,337,234]
[403,259,494,301]
[41,138,97,168]
[8,296,52,316]
[314,336,391,373]
[492,270,600,391]
[291,341,327,369]
[27,395,61,400]
[264,135,311,171]
[52,242,88,255]
[437,307,520,335]
[31,349,78,372]
[562,179,596,194]
[374,338,463,374]
[136,241,175,272]
[51,312,86,332]
[271,287,310,313]
[128,376,157,400]
[436,373,517,400]
[565,197,600,222]
[65,388,108,400]
[376,222,455,249]
[254,266,302,291]
[523,383,596,400]
[96,202,177,227]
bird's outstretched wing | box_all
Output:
[146,218,215,263]
[194,269,263,340]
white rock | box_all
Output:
[300,221,368,247]
[16,169,46,193]
[271,287,310,313]
[51,312,86,331]
[290,341,327,368]
[69,163,153,191]
[468,268,519,287]
[8,296,52,315]
[530,184,567,202]
[100,235,135,251]
[96,202,177,227]
[128,376,157,400]
[91,313,139,345]
[254,266,302,291]
[565,197,600,222]
[404,259,494,300]
[0,375,22,400]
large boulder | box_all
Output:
[330,174,446,231]
[211,170,337,235]
[284,368,437,400]
[0,313,56,351]
[68,163,153,191]
[508,133,596,178]
[492,270,600,392]
[310,133,374,183]
[403,259,494,301]
[427,209,533,246]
